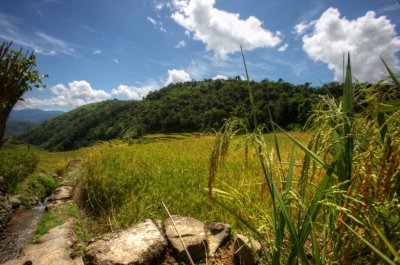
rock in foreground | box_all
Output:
[234,234,262,265]
[206,222,231,257]
[164,215,207,262]
[83,219,167,265]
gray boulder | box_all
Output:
[206,222,231,257]
[9,195,21,209]
[164,215,207,262]
[47,186,73,201]
[234,234,262,265]
[83,219,167,265]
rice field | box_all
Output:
[81,132,310,232]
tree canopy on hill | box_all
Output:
[19,78,343,151]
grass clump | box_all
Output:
[31,208,64,243]
[22,174,58,199]
[0,149,38,193]
[68,203,92,258]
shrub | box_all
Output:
[24,174,58,199]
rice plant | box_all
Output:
[208,52,400,264]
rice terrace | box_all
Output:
[0,0,399,264]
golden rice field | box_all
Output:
[80,132,310,232]
[1,132,311,233]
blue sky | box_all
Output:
[1,0,400,111]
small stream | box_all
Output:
[0,203,45,264]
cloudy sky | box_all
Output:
[1,0,400,111]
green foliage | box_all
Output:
[0,41,47,147]
[0,150,38,193]
[20,195,32,209]
[20,78,332,151]
[21,174,58,199]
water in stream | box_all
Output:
[0,203,45,263]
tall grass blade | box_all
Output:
[272,180,310,265]
[210,192,262,238]
[288,165,336,265]
[273,122,330,172]
[341,222,397,265]
[310,217,321,265]
[240,45,257,130]
[377,112,388,143]
[373,224,400,262]
[332,130,345,181]
[381,57,400,86]
[342,53,354,182]
[272,146,296,265]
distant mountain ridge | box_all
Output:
[9,109,64,124]
[18,79,342,151]
[5,109,64,137]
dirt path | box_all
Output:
[2,160,84,265]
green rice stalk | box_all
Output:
[310,217,322,265]
[240,46,257,130]
[341,53,354,183]
[373,224,400,262]
[341,221,397,265]
[272,147,296,265]
[381,57,400,86]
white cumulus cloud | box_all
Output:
[15,80,111,109]
[293,21,314,36]
[93,49,101,54]
[170,0,281,58]
[111,84,158,100]
[14,69,193,110]
[165,69,191,85]
[298,8,400,82]
[212,74,228,80]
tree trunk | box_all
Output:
[0,105,13,148]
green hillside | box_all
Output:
[19,78,340,151]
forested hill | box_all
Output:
[19,78,342,151]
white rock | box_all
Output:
[83,219,167,265]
